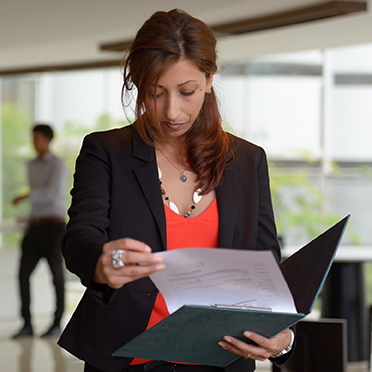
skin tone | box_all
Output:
[92,58,291,361]
[33,131,51,157]
[146,59,215,217]
[12,131,52,206]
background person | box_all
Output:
[58,9,295,372]
[12,124,67,338]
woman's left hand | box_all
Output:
[218,328,291,361]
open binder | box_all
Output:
[112,216,350,367]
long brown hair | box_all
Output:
[122,9,230,194]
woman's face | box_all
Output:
[145,59,213,142]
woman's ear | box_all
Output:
[206,74,214,93]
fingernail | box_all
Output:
[156,264,165,271]
[153,255,163,262]
[244,331,251,337]
[223,336,232,343]
[218,342,227,349]
[145,246,151,252]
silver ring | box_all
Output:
[112,249,125,268]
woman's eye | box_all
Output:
[181,90,196,97]
[150,92,163,99]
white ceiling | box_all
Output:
[1,0,372,72]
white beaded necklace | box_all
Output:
[158,167,202,218]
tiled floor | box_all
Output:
[0,247,85,372]
[0,334,83,372]
[0,286,85,372]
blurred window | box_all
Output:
[1,45,371,251]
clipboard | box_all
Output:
[112,215,350,367]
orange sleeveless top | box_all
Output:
[131,198,219,365]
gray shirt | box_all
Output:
[28,150,67,218]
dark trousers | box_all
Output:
[18,221,66,325]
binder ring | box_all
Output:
[112,249,125,268]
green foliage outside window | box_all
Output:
[1,103,33,247]
[269,164,361,246]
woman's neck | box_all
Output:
[155,140,186,163]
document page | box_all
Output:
[150,248,297,314]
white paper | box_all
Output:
[150,248,298,314]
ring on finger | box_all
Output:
[112,249,125,268]
[245,353,251,360]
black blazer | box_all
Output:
[58,124,286,372]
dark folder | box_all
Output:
[112,216,350,367]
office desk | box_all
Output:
[282,245,372,362]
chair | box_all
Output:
[272,318,347,372]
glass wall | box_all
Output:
[217,45,372,248]
[0,68,127,247]
[1,43,371,253]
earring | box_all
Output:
[206,89,212,94]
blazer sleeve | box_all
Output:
[62,132,112,291]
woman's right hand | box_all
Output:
[91,238,165,289]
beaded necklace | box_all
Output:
[158,167,202,218]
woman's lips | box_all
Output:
[163,121,185,130]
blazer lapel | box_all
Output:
[216,166,237,248]
[132,128,167,251]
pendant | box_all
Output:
[181,173,187,182]
[169,201,180,215]
[193,188,202,204]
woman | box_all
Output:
[58,9,294,372]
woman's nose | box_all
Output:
[164,96,180,121]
